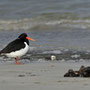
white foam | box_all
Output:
[43,50,62,54]
[71,54,80,58]
[0,18,90,30]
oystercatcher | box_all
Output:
[0,33,35,64]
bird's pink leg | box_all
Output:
[15,56,23,65]
[15,56,20,64]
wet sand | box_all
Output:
[0,61,90,90]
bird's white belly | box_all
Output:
[6,42,29,58]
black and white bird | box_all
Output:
[0,33,35,64]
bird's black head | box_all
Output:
[18,33,29,45]
[18,33,27,40]
[18,33,35,45]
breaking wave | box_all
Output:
[0,13,90,30]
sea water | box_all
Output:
[0,0,90,62]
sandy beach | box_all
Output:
[0,61,90,90]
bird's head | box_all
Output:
[18,33,35,41]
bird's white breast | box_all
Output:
[6,42,29,58]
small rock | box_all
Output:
[18,74,25,77]
[51,55,56,61]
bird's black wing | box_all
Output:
[0,39,25,53]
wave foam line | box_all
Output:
[0,18,90,30]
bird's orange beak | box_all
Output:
[26,37,35,41]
